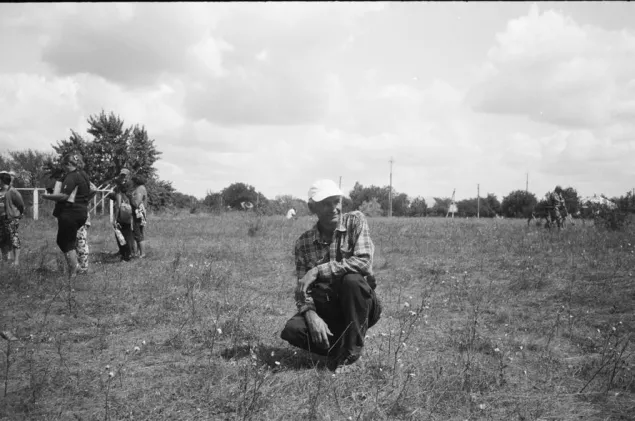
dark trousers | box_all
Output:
[116,222,134,261]
[280,273,381,361]
[57,207,88,253]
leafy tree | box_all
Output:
[561,187,580,215]
[349,182,408,216]
[359,198,383,217]
[392,192,410,217]
[0,153,11,171]
[457,198,478,217]
[172,192,199,209]
[483,193,501,217]
[52,110,162,187]
[203,191,224,210]
[221,182,268,210]
[430,197,451,217]
[408,196,428,217]
[501,190,537,218]
[146,178,176,210]
[350,182,385,211]
[7,149,56,188]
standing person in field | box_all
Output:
[108,168,134,261]
[46,165,91,274]
[42,154,91,278]
[548,186,567,229]
[0,172,25,266]
[130,174,148,258]
[280,179,381,374]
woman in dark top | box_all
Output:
[43,153,91,278]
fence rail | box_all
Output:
[15,188,115,222]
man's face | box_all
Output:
[312,195,342,227]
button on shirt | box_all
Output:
[294,210,374,313]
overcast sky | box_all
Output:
[1,2,634,201]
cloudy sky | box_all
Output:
[1,2,634,202]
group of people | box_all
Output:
[33,152,149,277]
[107,168,148,261]
[6,168,377,374]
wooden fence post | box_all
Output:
[33,189,39,221]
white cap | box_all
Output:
[308,179,343,202]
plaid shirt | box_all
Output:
[294,210,374,313]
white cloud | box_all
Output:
[1,3,634,202]
[468,4,635,130]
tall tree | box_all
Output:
[7,149,55,188]
[501,190,537,218]
[52,110,161,187]
[221,182,267,209]
[408,196,428,217]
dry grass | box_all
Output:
[1,212,634,420]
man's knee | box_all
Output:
[340,273,366,289]
[280,314,306,343]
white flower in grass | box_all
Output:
[105,365,110,370]
[216,328,222,335]
[134,346,140,353]
[108,371,115,378]
[403,302,410,308]
[494,348,500,353]
[142,340,146,346]
[274,361,280,366]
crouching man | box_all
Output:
[280,179,381,373]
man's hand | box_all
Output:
[304,310,332,349]
[295,267,319,304]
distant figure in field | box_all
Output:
[0,172,25,266]
[286,207,296,220]
[42,153,92,278]
[280,179,381,374]
[547,186,567,230]
[130,174,148,258]
[108,168,135,261]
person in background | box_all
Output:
[42,154,91,278]
[46,166,91,275]
[108,168,134,261]
[0,172,25,266]
[280,179,381,374]
[286,207,297,220]
[548,186,567,230]
[130,174,148,258]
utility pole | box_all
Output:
[477,184,480,219]
[388,157,394,218]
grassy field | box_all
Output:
[1,211,634,420]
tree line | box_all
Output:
[3,110,634,219]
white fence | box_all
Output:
[16,188,116,222]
